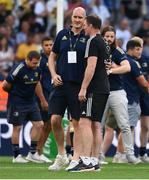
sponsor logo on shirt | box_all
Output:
[80,37,86,43]
[62,36,67,40]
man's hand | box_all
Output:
[78,88,87,102]
[41,100,48,111]
[53,74,63,86]
[105,61,112,70]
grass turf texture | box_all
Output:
[0,157,149,179]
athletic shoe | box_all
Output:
[91,157,101,171]
[99,153,108,165]
[67,153,73,162]
[13,154,29,163]
[112,152,121,163]
[126,154,141,164]
[48,154,69,171]
[65,160,79,171]
[93,163,101,171]
[118,153,128,163]
[140,154,149,163]
[26,152,44,163]
[67,159,94,172]
[112,153,128,163]
[39,154,52,163]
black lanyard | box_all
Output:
[69,30,81,51]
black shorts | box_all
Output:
[48,82,81,120]
[140,92,149,116]
[39,108,50,122]
[7,103,42,126]
[80,93,109,122]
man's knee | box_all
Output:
[72,119,79,129]
[141,124,149,132]
[51,115,62,129]
[32,121,44,130]
[13,125,22,132]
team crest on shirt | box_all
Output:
[142,62,148,68]
[80,37,86,43]
[62,36,67,40]
[34,72,38,77]
[23,75,28,79]
[13,111,19,117]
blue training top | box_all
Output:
[109,47,127,91]
[6,61,41,107]
[39,52,52,100]
[52,28,87,84]
[123,54,143,104]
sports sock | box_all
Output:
[80,156,91,165]
[140,147,146,156]
[30,141,37,154]
[12,144,20,158]
[65,144,72,154]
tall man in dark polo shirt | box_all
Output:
[48,7,87,171]
[2,51,44,163]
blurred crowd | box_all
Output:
[0,0,149,80]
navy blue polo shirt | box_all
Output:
[52,28,87,84]
[40,52,52,99]
[109,47,127,91]
[138,55,149,80]
[123,54,143,104]
[6,61,41,107]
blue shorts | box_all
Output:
[7,103,42,126]
[140,92,149,116]
[48,82,81,120]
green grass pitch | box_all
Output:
[0,157,149,179]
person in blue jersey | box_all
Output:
[101,26,141,164]
[70,15,110,172]
[2,51,44,163]
[36,37,54,163]
[123,40,149,130]
[48,7,87,171]
[128,37,149,163]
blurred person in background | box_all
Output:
[46,0,68,36]
[16,20,30,45]
[0,0,10,24]
[103,0,121,25]
[120,0,143,34]
[15,32,38,61]
[33,0,47,33]
[137,15,149,45]
[90,0,111,26]
[116,18,132,51]
[0,34,14,78]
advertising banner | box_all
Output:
[0,118,148,157]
